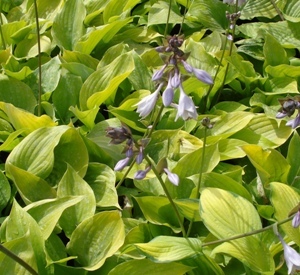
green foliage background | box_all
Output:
[0,0,300,274]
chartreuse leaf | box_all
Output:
[108,259,193,275]
[167,143,219,199]
[79,51,134,110]
[174,199,201,222]
[134,196,183,233]
[52,72,82,123]
[57,165,96,237]
[0,129,25,152]
[25,196,83,239]
[6,126,70,179]
[270,182,300,246]
[134,236,201,262]
[0,74,36,113]
[5,163,56,204]
[0,102,56,135]
[204,112,254,143]
[69,105,99,129]
[242,145,290,185]
[200,188,275,274]
[241,0,277,19]
[218,139,247,160]
[232,114,292,148]
[201,172,252,201]
[265,64,300,78]
[84,163,119,209]
[67,211,125,271]
[263,33,289,70]
[186,0,227,31]
[0,170,10,212]
[52,0,86,50]
[75,19,131,54]
[282,0,300,22]
[287,132,300,185]
[1,200,48,274]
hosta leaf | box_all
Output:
[287,132,300,185]
[201,172,252,201]
[102,0,138,23]
[134,236,202,262]
[25,196,83,239]
[69,105,99,129]
[270,182,300,246]
[218,138,247,160]
[108,259,193,275]
[79,52,134,110]
[75,19,132,54]
[84,163,119,209]
[241,0,277,19]
[0,74,36,113]
[281,0,300,22]
[200,188,274,273]
[0,102,56,135]
[174,199,201,222]
[186,0,227,31]
[52,0,86,50]
[1,200,48,274]
[6,163,56,204]
[67,211,125,271]
[232,114,292,148]
[242,144,290,185]
[0,170,10,213]
[57,165,96,237]
[134,196,183,233]
[6,126,70,179]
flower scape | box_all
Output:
[0,1,300,275]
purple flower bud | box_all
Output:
[164,168,179,186]
[134,166,151,180]
[136,147,144,164]
[126,147,134,158]
[181,60,193,74]
[162,87,174,107]
[192,68,214,85]
[152,64,167,81]
[114,157,130,171]
[171,70,181,88]
[155,46,166,53]
[292,211,300,228]
[276,112,288,119]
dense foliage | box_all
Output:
[1,0,300,274]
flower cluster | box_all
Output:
[135,35,213,121]
[276,96,300,129]
[106,124,179,185]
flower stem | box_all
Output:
[202,215,294,247]
[145,155,187,237]
[187,126,207,236]
[0,3,6,50]
[146,104,164,138]
[33,0,42,116]
[269,0,285,21]
[164,0,172,38]
[0,244,38,275]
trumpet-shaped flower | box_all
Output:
[174,85,198,121]
[286,114,300,129]
[292,211,300,228]
[134,166,151,180]
[152,64,167,81]
[277,233,300,274]
[135,83,164,118]
[114,157,131,171]
[192,68,214,85]
[171,70,181,88]
[162,74,174,106]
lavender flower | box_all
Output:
[192,68,214,85]
[164,168,179,186]
[277,233,300,274]
[135,83,164,118]
[114,157,131,171]
[134,166,151,180]
[152,64,167,81]
[174,85,198,121]
[292,211,300,228]
[286,115,300,129]
[170,70,181,88]
[162,74,174,107]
